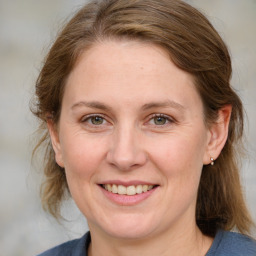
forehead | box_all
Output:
[64,40,202,112]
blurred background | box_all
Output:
[0,0,255,255]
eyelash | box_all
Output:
[81,114,109,126]
[147,113,175,127]
[80,113,175,128]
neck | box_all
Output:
[88,221,213,256]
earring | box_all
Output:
[210,157,214,166]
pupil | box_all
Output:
[154,116,166,125]
[92,116,103,125]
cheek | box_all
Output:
[60,132,107,179]
[60,134,108,211]
[148,132,206,185]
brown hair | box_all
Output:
[32,0,254,236]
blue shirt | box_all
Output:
[207,230,256,255]
[37,229,256,256]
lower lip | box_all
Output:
[99,185,158,206]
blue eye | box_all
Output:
[82,115,106,125]
[148,114,173,126]
[153,116,167,125]
[90,116,104,125]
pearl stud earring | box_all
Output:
[210,157,214,165]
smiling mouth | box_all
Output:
[101,184,158,196]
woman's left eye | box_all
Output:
[153,116,168,125]
[148,114,173,126]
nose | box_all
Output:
[106,126,147,171]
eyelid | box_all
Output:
[146,113,175,126]
[80,113,176,127]
[81,113,110,124]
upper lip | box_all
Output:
[99,180,158,186]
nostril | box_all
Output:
[106,148,147,171]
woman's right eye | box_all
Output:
[89,116,104,125]
[81,115,107,126]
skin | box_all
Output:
[48,40,231,256]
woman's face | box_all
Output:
[50,40,213,240]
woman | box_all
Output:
[33,0,256,255]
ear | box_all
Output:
[203,105,232,165]
[47,119,64,168]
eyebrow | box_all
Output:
[71,101,112,111]
[141,100,186,111]
[71,100,185,112]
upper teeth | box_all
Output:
[103,184,154,195]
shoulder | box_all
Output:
[37,232,90,256]
[207,229,256,256]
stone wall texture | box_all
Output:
[0,1,255,255]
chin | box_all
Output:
[106,226,155,240]
[98,214,159,240]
